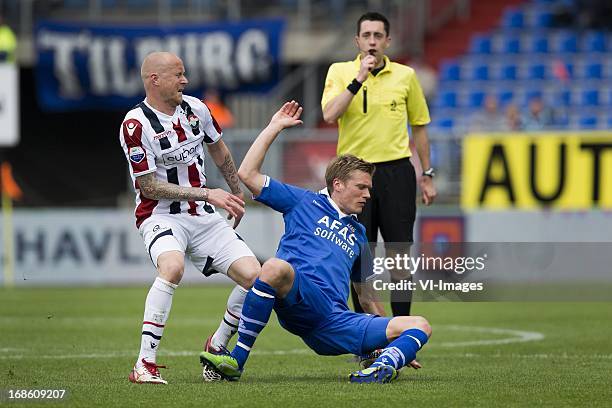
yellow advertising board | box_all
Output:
[462,132,612,210]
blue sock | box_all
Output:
[230,279,276,369]
[371,328,429,370]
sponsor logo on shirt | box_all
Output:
[154,129,173,140]
[129,146,145,163]
[161,139,201,166]
[314,215,357,258]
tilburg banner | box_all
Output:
[35,19,284,111]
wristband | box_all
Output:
[347,78,363,95]
[203,188,209,201]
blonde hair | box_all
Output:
[325,154,375,193]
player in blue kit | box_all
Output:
[199,101,432,383]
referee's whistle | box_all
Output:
[367,49,376,70]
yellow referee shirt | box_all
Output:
[321,55,430,163]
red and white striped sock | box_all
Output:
[136,277,177,366]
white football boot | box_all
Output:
[128,359,168,384]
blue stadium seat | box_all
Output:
[578,115,598,129]
[527,62,547,80]
[468,91,486,108]
[553,89,572,107]
[525,89,543,103]
[582,61,603,79]
[531,7,553,28]
[552,31,578,53]
[472,63,489,80]
[469,35,492,54]
[501,8,524,28]
[580,88,600,107]
[437,117,455,129]
[497,89,514,106]
[440,61,460,81]
[436,91,458,108]
[499,63,518,80]
[582,31,606,53]
[502,34,521,54]
[527,32,549,53]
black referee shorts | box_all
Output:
[357,157,416,244]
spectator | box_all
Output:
[523,96,555,131]
[505,104,523,131]
[469,95,507,132]
[203,89,235,129]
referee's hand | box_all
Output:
[419,177,437,206]
[357,55,376,82]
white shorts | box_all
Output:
[139,212,254,276]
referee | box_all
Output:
[321,12,436,316]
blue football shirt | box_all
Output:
[256,177,375,309]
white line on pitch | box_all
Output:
[0,325,545,360]
[430,325,545,347]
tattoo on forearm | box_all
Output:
[137,173,206,201]
[219,152,241,194]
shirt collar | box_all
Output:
[352,54,392,74]
[144,98,178,118]
[318,187,356,219]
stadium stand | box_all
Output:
[430,0,611,133]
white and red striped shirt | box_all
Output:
[119,95,222,227]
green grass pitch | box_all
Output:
[1,286,611,407]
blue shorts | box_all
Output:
[273,269,391,356]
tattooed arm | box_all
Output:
[136,172,245,221]
[207,139,242,195]
[206,139,244,228]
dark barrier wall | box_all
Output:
[9,67,126,207]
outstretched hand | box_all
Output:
[270,101,303,130]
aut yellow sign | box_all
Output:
[462,132,612,210]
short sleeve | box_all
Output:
[321,63,346,111]
[255,177,309,214]
[193,98,222,144]
[406,71,431,126]
[120,117,156,176]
